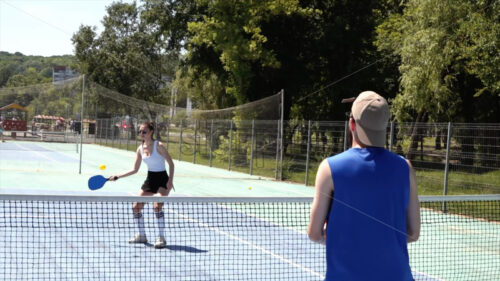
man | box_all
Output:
[308,91,420,281]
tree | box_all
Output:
[186,0,315,103]
[72,1,181,119]
[376,0,499,165]
[376,0,499,123]
[184,0,397,122]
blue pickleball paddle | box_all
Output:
[88,175,109,190]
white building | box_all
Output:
[52,66,79,84]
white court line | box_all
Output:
[11,142,59,163]
[216,203,309,235]
[412,270,445,281]
[3,142,103,168]
[166,207,325,279]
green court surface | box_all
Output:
[0,141,315,197]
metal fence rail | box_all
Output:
[90,119,500,195]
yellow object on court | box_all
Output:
[99,164,106,170]
[248,187,252,190]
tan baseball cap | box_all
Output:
[351,91,390,147]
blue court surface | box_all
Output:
[0,197,461,281]
[1,198,326,280]
[1,142,498,280]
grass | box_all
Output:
[99,138,499,196]
[97,137,499,221]
[98,136,499,195]
[422,200,500,222]
[416,169,500,195]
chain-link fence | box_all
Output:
[89,119,500,195]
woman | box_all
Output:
[109,121,175,249]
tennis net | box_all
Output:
[0,194,498,280]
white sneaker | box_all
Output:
[154,236,166,249]
[129,234,147,244]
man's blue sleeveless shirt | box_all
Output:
[325,147,413,281]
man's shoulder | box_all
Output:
[328,149,355,160]
[384,149,408,163]
[325,150,354,168]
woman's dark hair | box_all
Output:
[141,121,155,144]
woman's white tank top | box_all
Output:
[140,141,166,172]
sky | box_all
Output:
[0,0,133,57]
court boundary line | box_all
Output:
[10,142,59,163]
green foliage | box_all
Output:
[186,0,316,103]
[0,52,77,118]
[173,67,229,111]
[71,1,181,119]
[0,52,74,89]
[376,0,499,123]
[213,134,251,166]
[4,0,497,125]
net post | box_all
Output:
[228,120,233,171]
[79,74,85,175]
[193,120,197,164]
[250,119,255,175]
[443,122,453,212]
[305,120,312,186]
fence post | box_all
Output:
[94,103,98,144]
[250,120,255,175]
[179,120,183,161]
[343,121,349,151]
[166,119,170,150]
[228,120,233,171]
[112,121,116,148]
[275,120,280,179]
[79,74,85,175]
[209,120,214,167]
[99,120,102,145]
[126,126,129,151]
[193,120,197,164]
[105,119,109,145]
[389,121,395,152]
[305,120,312,186]
[442,122,453,212]
[118,125,122,149]
[279,120,284,181]
[279,89,285,181]
[135,119,138,148]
